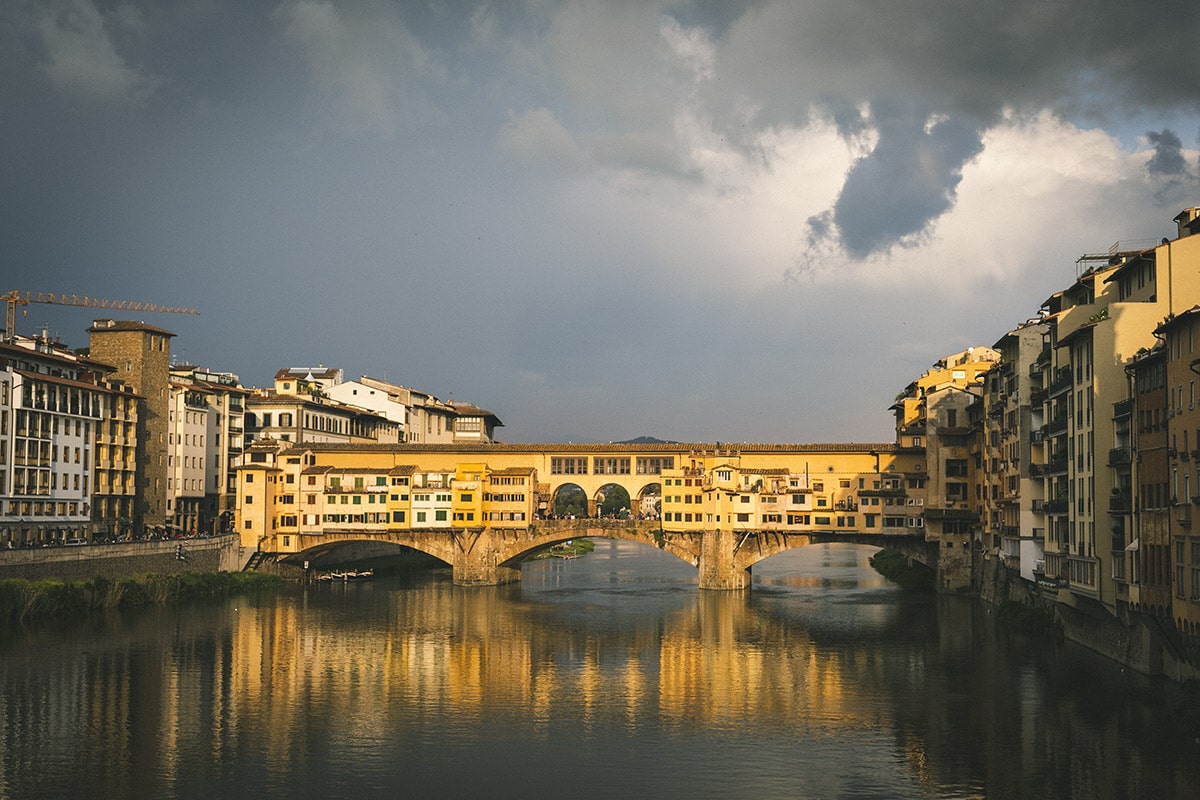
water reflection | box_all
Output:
[0,541,1197,799]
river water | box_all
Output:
[2,540,1199,800]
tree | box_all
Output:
[555,486,586,517]
[598,486,631,517]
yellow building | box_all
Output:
[889,347,1000,590]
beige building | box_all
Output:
[245,390,400,446]
[987,319,1052,582]
[1036,219,1200,614]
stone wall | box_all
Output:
[972,551,1200,681]
[0,535,244,581]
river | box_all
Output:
[1,540,1198,799]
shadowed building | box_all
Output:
[87,319,174,536]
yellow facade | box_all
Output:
[235,442,910,555]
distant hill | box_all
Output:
[613,435,678,445]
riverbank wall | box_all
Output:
[0,535,247,582]
[972,552,1200,682]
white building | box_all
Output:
[0,332,114,546]
[167,366,249,534]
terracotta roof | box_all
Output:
[0,340,116,373]
[13,368,124,395]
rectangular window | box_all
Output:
[550,457,588,475]
[636,457,674,475]
[435,510,447,521]
[593,457,631,475]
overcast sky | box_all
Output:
[4,1,1200,444]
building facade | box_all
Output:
[87,319,174,535]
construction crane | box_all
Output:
[3,290,201,343]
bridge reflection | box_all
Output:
[1,555,1189,799]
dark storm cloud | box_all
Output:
[706,0,1200,256]
[831,110,984,259]
[4,1,1200,443]
[1146,129,1187,176]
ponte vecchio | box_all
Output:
[236,440,957,590]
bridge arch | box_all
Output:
[594,483,631,518]
[491,521,699,573]
[634,482,661,518]
[550,483,589,517]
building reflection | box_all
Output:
[0,577,1196,799]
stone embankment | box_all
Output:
[0,535,247,581]
[973,553,1200,682]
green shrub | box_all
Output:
[869,549,935,591]
[0,572,283,623]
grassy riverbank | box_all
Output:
[0,571,283,623]
[868,549,935,591]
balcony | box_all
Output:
[1107,447,1131,467]
[1044,499,1069,514]
[1109,493,1132,513]
[1112,398,1133,419]
[860,487,907,498]
[1048,368,1072,398]
[922,507,979,521]
[1047,415,1068,436]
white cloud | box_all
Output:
[497,107,580,164]
[37,0,159,102]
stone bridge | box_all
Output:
[276,520,936,590]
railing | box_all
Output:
[1112,398,1133,419]
[1109,493,1132,513]
[1048,368,1073,397]
[1108,447,1131,467]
